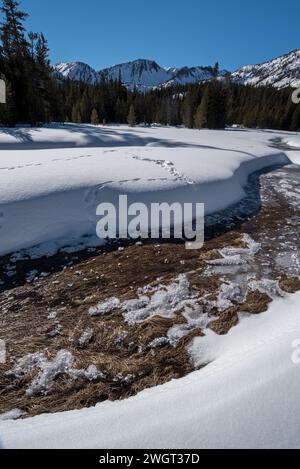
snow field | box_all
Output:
[0,125,294,257]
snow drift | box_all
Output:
[0,125,294,257]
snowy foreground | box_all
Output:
[1,291,300,449]
[0,124,297,257]
[1,124,300,449]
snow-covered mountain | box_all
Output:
[55,62,100,85]
[99,59,171,92]
[54,50,300,91]
[232,49,300,89]
[54,59,221,92]
[163,66,219,87]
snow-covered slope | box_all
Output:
[54,59,221,92]
[1,289,300,449]
[232,49,300,89]
[163,66,219,87]
[0,125,295,257]
[99,59,171,92]
[55,62,100,85]
[54,50,300,91]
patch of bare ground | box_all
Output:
[208,291,272,335]
[279,275,300,293]
[208,308,239,335]
[0,230,250,417]
[1,168,300,419]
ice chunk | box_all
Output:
[123,275,195,326]
[78,329,93,347]
[89,298,120,316]
[27,350,74,396]
[0,409,25,421]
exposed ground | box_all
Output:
[0,164,300,418]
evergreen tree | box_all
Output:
[291,105,300,131]
[91,108,99,125]
[28,31,38,58]
[0,0,31,123]
[194,87,209,128]
[0,0,55,125]
[34,32,53,122]
[127,104,136,126]
[76,110,82,123]
[211,62,220,80]
[71,103,81,123]
[79,88,90,123]
[194,103,205,129]
[181,95,193,128]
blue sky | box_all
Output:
[20,0,300,71]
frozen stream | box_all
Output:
[205,162,300,290]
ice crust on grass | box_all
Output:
[248,279,285,298]
[0,409,25,421]
[208,255,247,266]
[216,282,246,311]
[88,298,120,317]
[87,275,198,326]
[207,234,261,268]
[27,351,74,396]
[122,274,196,326]
[8,350,105,396]
[78,329,94,347]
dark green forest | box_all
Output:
[0,0,299,131]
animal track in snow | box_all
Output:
[130,154,195,185]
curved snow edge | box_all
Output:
[1,290,300,449]
[0,152,290,257]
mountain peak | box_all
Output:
[232,49,300,89]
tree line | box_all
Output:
[0,0,299,131]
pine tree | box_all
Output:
[34,32,53,122]
[127,104,136,126]
[71,103,80,123]
[291,105,300,131]
[0,0,29,59]
[91,108,99,125]
[0,0,55,125]
[181,96,193,128]
[194,87,209,128]
[211,62,220,80]
[28,31,38,58]
[115,97,127,123]
[0,0,31,123]
[208,83,227,128]
[76,110,82,123]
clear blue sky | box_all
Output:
[18,0,300,71]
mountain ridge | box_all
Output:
[54,49,300,91]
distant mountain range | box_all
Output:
[54,49,300,92]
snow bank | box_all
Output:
[1,291,300,449]
[283,135,300,149]
[281,135,300,164]
[0,125,294,257]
